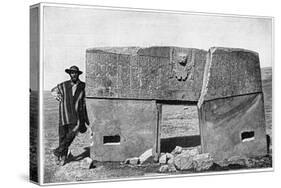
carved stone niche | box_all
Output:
[172,50,195,81]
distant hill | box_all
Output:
[261,67,272,136]
[261,67,272,81]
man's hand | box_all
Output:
[72,121,80,133]
[51,85,63,102]
[51,88,62,102]
[55,94,63,102]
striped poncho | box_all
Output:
[51,80,89,133]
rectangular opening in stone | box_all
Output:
[241,131,255,142]
[159,103,201,153]
[103,135,121,145]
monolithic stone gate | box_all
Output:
[85,46,267,163]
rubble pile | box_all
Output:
[122,146,261,173]
[157,146,214,173]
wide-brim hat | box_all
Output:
[65,65,83,75]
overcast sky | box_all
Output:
[43,5,272,90]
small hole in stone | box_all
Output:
[103,135,120,145]
[241,131,255,142]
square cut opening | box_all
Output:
[103,135,121,145]
[241,131,255,142]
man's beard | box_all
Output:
[71,77,78,83]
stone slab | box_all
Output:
[199,47,262,104]
[198,93,267,162]
[85,46,207,101]
[86,99,157,161]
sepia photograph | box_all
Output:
[29,2,273,185]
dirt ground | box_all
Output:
[42,68,272,184]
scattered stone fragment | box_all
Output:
[139,148,153,164]
[168,164,177,172]
[193,153,211,160]
[166,153,174,160]
[159,154,167,164]
[174,151,193,170]
[167,157,174,165]
[80,157,93,169]
[172,146,183,155]
[186,148,200,156]
[192,153,213,171]
[153,153,160,163]
[159,165,169,173]
[124,157,140,165]
[227,156,250,167]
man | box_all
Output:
[51,65,89,165]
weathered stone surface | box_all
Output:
[174,151,193,170]
[87,47,141,55]
[124,157,140,165]
[159,153,175,164]
[139,148,153,164]
[153,153,160,163]
[197,48,267,163]
[218,156,250,167]
[158,164,177,173]
[86,46,207,101]
[168,164,177,172]
[137,46,171,58]
[159,165,169,173]
[85,46,267,165]
[167,158,174,165]
[228,156,250,166]
[80,157,93,169]
[87,99,156,161]
[185,147,200,156]
[171,146,183,155]
[166,153,174,160]
[199,93,267,162]
[192,153,213,171]
[199,47,262,104]
[159,153,167,164]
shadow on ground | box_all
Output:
[66,147,90,164]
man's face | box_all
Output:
[69,71,79,83]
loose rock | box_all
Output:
[227,156,250,167]
[159,165,169,173]
[80,157,93,169]
[139,148,153,164]
[186,148,200,156]
[174,151,193,170]
[192,153,213,171]
[172,146,183,155]
[168,164,177,172]
[159,154,167,164]
[167,158,174,165]
[166,153,174,160]
[124,157,140,165]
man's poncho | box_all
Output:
[52,80,89,133]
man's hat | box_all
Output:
[65,65,83,75]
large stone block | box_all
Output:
[86,98,157,161]
[199,47,262,104]
[85,46,207,101]
[199,93,267,162]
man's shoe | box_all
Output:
[53,148,60,157]
[54,156,61,165]
[59,156,67,166]
[52,149,61,165]
[67,151,73,161]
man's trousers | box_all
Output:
[55,124,77,158]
